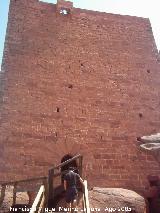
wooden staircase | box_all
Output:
[0,154,90,213]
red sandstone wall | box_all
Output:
[1,0,160,193]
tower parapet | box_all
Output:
[56,0,73,15]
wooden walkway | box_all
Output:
[0,154,90,213]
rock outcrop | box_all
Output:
[88,187,147,213]
[137,133,160,162]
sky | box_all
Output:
[0,0,160,68]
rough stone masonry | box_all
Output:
[0,0,160,195]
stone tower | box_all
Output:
[0,0,160,194]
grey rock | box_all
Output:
[88,187,147,213]
[137,133,160,144]
[137,133,160,162]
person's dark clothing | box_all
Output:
[65,187,78,203]
[147,185,160,213]
[64,170,80,203]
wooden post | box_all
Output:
[0,184,6,207]
[43,179,49,210]
[79,156,83,177]
[38,190,45,213]
[13,183,17,206]
[29,185,44,213]
[84,180,90,213]
[48,168,54,207]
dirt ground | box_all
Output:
[0,186,29,213]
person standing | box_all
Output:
[63,167,84,212]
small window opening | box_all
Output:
[60,9,69,15]
[139,113,143,118]
[56,107,60,112]
[147,69,150,73]
[68,84,73,89]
